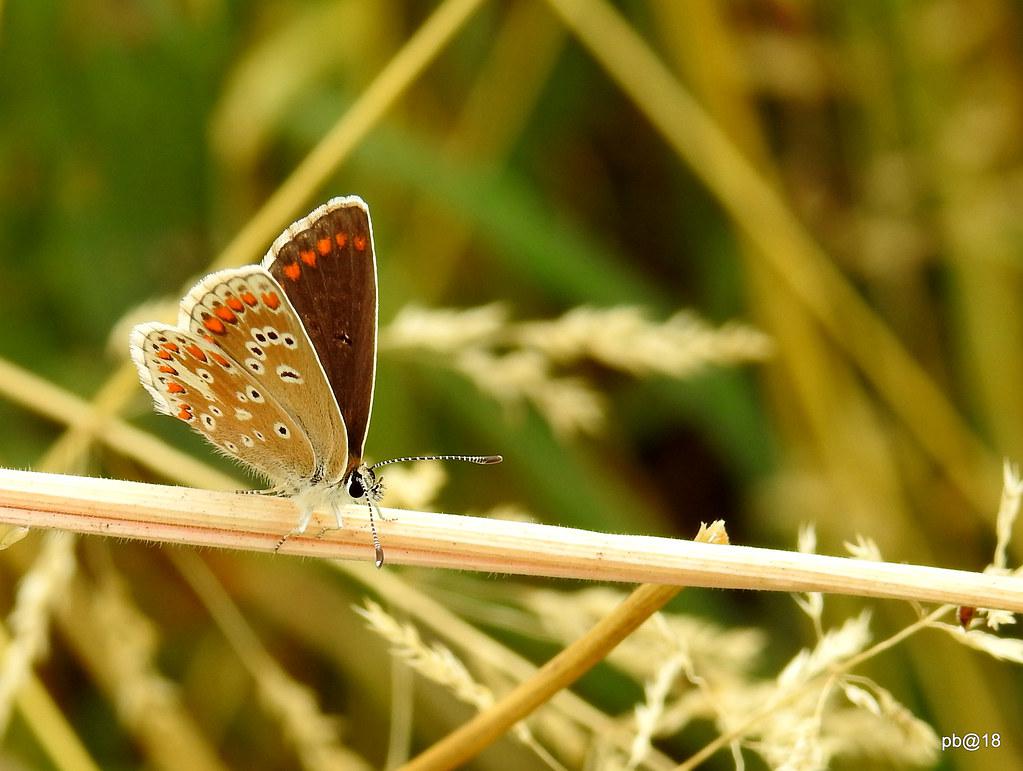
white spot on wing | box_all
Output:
[276,365,304,384]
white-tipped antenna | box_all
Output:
[370,454,502,470]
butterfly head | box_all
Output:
[346,463,384,503]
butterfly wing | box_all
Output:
[177,266,348,484]
[130,321,317,491]
[262,196,377,476]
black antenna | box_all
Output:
[370,454,502,471]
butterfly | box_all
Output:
[130,196,500,565]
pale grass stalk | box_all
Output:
[385,647,415,770]
[208,3,381,169]
[169,550,370,771]
[927,620,1023,663]
[394,1,564,295]
[0,357,229,768]
[0,543,228,771]
[380,304,507,353]
[0,530,76,735]
[514,308,773,376]
[454,348,606,436]
[545,580,933,767]
[676,608,949,771]
[991,459,1023,572]
[382,306,584,434]
[355,600,497,713]
[90,573,180,730]
[950,459,1023,632]
[0,624,100,771]
[776,612,873,691]
[42,0,488,478]
[37,361,143,486]
[0,355,240,492]
[542,0,998,515]
[399,527,724,770]
[2,469,1022,610]
[380,305,769,438]
[333,562,677,771]
[627,652,687,769]
[400,583,684,771]
[825,679,939,765]
[962,459,1023,631]
[73,567,232,771]
[791,524,823,638]
[843,534,883,562]
[522,597,760,688]
[208,0,486,275]
[355,601,563,770]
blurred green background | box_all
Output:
[1,1,1022,769]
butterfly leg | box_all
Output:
[314,499,345,539]
[273,502,316,553]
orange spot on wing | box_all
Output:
[203,315,227,335]
[262,291,281,310]
[167,382,186,394]
[158,365,177,374]
[283,262,302,281]
[184,344,207,362]
[334,232,348,248]
[316,238,331,255]
[353,234,367,251]
[226,295,244,312]
[214,306,237,323]
[176,404,194,421]
[210,351,231,368]
[241,291,257,306]
[162,342,179,353]
[300,249,317,267]
[156,349,172,360]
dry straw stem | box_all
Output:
[399,583,682,771]
[1,469,1021,612]
[0,624,100,771]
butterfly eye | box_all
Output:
[347,475,365,499]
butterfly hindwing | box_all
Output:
[262,196,378,475]
[178,266,349,484]
[129,322,317,490]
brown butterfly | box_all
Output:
[131,197,500,565]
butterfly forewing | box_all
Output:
[262,196,377,475]
[179,266,348,484]
[130,322,317,490]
